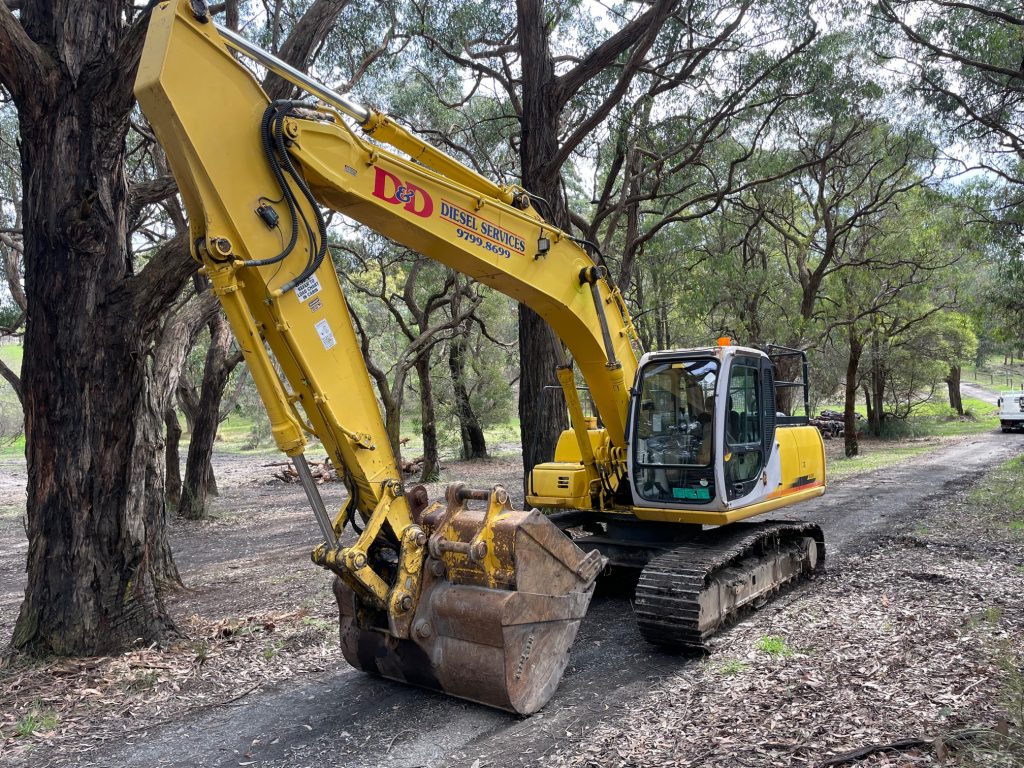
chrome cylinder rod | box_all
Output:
[216,23,371,124]
[293,454,338,547]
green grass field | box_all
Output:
[963,357,1024,392]
[827,441,938,481]
[819,395,998,439]
[912,396,999,436]
[813,394,999,482]
[0,344,23,371]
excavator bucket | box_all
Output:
[334,486,604,714]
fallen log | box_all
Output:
[270,457,336,483]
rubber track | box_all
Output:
[633,520,825,650]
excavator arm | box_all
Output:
[135,0,625,712]
[137,0,641,508]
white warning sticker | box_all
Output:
[314,318,336,350]
[295,274,321,303]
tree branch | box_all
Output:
[556,0,677,105]
[264,0,352,101]
[130,175,179,221]
[1,232,26,312]
[0,3,55,106]
[878,0,1024,82]
[122,234,195,335]
[0,355,20,403]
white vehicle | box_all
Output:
[997,392,1024,433]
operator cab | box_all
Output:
[627,343,784,512]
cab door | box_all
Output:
[723,355,768,501]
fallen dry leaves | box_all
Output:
[0,454,1021,768]
[0,605,342,767]
[546,489,1024,768]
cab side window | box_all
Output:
[726,363,762,496]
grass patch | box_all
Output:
[828,442,936,481]
[0,434,25,458]
[966,607,1005,630]
[0,344,24,457]
[301,615,335,633]
[819,395,999,441]
[12,707,58,738]
[820,393,1003,483]
[717,659,749,676]
[0,343,23,372]
[261,640,284,662]
[756,635,794,658]
[124,670,159,692]
[0,504,23,519]
[913,396,999,437]
[210,414,279,455]
[965,357,1024,392]
[968,455,1024,537]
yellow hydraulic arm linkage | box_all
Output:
[135,0,633,713]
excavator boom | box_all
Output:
[135,0,612,713]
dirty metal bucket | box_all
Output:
[334,487,604,714]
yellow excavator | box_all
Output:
[135,0,827,715]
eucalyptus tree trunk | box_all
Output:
[6,1,189,652]
[512,0,674,485]
[414,353,440,482]
[2,0,351,655]
[448,332,487,459]
[515,0,568,481]
[165,408,183,508]
[179,314,236,519]
[843,334,863,458]
[862,384,874,430]
[870,361,885,437]
[945,365,963,415]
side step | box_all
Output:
[633,521,825,650]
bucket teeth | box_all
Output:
[334,503,603,714]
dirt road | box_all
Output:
[961,380,1002,406]
[51,430,1020,768]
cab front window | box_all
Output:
[633,358,718,504]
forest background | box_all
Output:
[0,0,1022,656]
